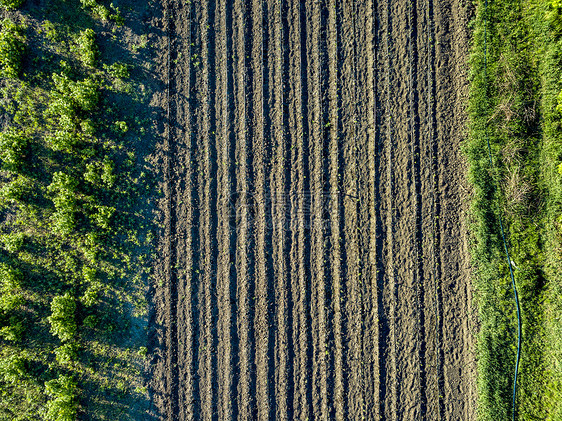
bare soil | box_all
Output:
[149,0,477,419]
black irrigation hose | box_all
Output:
[482,1,523,419]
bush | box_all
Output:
[0,130,28,173]
[45,73,100,152]
[55,343,78,365]
[69,77,99,112]
[101,157,115,187]
[48,129,79,151]
[48,172,78,234]
[0,263,24,311]
[80,281,102,307]
[48,293,76,342]
[0,264,23,290]
[104,62,129,79]
[92,205,114,230]
[51,73,100,113]
[0,232,25,253]
[45,375,78,421]
[0,315,25,341]
[0,19,25,78]
[0,0,24,10]
[0,292,23,312]
[75,28,98,67]
[0,354,26,384]
[0,175,33,203]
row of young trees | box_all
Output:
[0,0,142,419]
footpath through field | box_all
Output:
[151,0,476,419]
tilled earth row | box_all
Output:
[150,0,476,419]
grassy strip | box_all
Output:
[0,1,154,419]
[468,0,562,419]
[526,2,562,417]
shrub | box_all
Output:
[0,264,23,291]
[0,354,26,384]
[0,0,25,10]
[80,281,102,307]
[48,293,76,342]
[0,292,23,312]
[113,120,128,135]
[83,162,100,185]
[51,73,100,113]
[92,205,114,230]
[55,343,78,365]
[0,264,24,311]
[0,0,24,10]
[47,171,78,192]
[104,62,129,79]
[0,175,33,202]
[44,375,78,421]
[0,232,25,253]
[101,157,116,187]
[69,77,99,111]
[48,172,78,234]
[48,129,79,151]
[0,130,28,173]
[48,171,78,203]
[75,28,98,67]
[0,19,25,78]
[0,315,25,341]
[92,4,110,22]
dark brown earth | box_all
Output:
[149,0,477,419]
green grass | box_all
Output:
[467,0,562,419]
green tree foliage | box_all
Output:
[0,19,25,78]
[45,72,100,151]
[0,264,24,313]
[45,375,78,421]
[55,343,78,365]
[0,355,26,385]
[0,130,28,173]
[48,172,78,235]
[75,28,98,67]
[0,0,24,11]
[47,293,76,343]
[0,175,33,203]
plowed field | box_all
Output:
[150,0,476,419]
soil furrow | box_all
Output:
[409,0,429,417]
[162,1,200,419]
[434,1,476,419]
[306,0,327,418]
[262,2,278,420]
[288,1,313,418]
[192,0,219,418]
[424,0,444,416]
[372,0,391,416]
[340,0,363,417]
[251,0,274,419]
[273,0,295,418]
[327,1,348,418]
[389,0,421,417]
[215,0,236,419]
[379,0,398,417]
[356,0,379,417]
[318,2,335,418]
[186,0,202,417]
[366,0,382,418]
[233,0,256,417]
[225,2,240,419]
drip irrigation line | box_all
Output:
[482,1,523,420]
